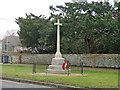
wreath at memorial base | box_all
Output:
[62,62,69,70]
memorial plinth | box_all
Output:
[46,58,66,74]
[46,19,70,74]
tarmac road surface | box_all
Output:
[0,79,62,90]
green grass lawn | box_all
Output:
[1,65,118,88]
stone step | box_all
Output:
[46,69,68,74]
[52,58,64,65]
[48,65,63,70]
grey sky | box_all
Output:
[0,0,72,39]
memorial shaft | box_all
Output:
[54,19,62,58]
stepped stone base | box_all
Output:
[46,69,68,74]
[46,58,71,74]
[51,58,64,65]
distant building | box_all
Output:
[2,35,21,52]
[2,35,28,52]
[0,40,2,53]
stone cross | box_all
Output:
[54,19,62,58]
[46,19,71,74]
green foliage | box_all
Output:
[16,13,55,53]
[16,1,120,54]
[2,65,118,88]
[50,1,120,54]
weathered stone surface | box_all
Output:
[9,54,119,68]
[46,69,67,74]
[46,19,67,74]
[46,57,68,74]
[51,58,64,65]
[49,65,62,69]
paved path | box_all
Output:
[1,63,118,72]
[1,79,52,88]
[1,79,63,90]
[70,67,118,72]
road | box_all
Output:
[0,79,61,90]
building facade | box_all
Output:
[2,35,20,52]
[0,40,2,53]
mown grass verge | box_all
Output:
[1,65,118,88]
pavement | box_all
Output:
[1,79,52,88]
[1,77,89,90]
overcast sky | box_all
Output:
[0,0,115,40]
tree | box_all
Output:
[16,1,120,54]
[16,13,54,53]
[49,1,120,54]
